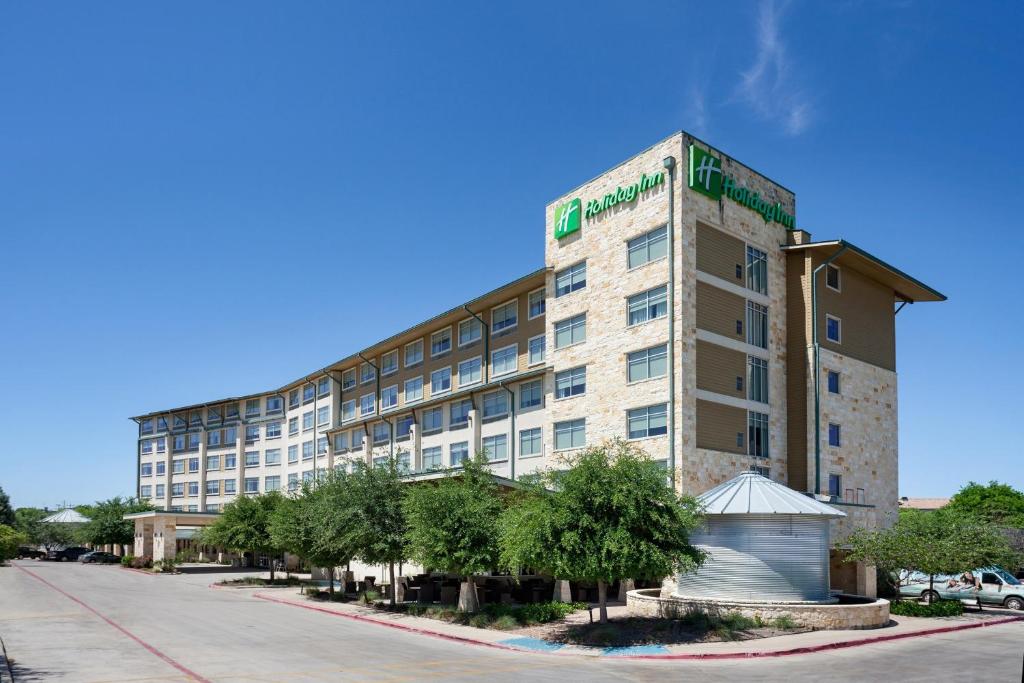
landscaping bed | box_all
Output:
[217,576,304,587]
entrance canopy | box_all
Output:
[42,508,90,524]
[125,510,221,562]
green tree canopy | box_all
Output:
[947,481,1024,528]
[0,524,28,563]
[0,487,15,526]
[499,439,705,623]
[14,508,76,552]
[78,497,154,547]
[403,454,503,612]
[200,492,285,579]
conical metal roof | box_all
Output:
[41,508,90,524]
[697,472,845,517]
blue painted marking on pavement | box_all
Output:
[499,637,565,652]
[602,644,670,656]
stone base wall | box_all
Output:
[627,589,890,630]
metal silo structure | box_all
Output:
[676,472,846,603]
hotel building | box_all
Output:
[130,131,944,594]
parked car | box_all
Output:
[79,551,120,564]
[16,546,46,560]
[47,546,91,562]
[899,566,1024,610]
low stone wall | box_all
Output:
[627,589,890,630]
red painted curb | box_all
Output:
[15,565,211,682]
[251,591,1024,661]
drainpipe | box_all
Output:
[662,155,677,490]
[499,381,516,481]
[812,244,848,496]
[463,305,489,382]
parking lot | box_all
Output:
[1,560,1022,682]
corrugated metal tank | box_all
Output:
[675,514,832,602]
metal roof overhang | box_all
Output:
[781,240,946,304]
[123,510,221,525]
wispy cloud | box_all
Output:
[734,0,814,135]
[686,84,709,137]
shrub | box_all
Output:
[773,614,797,630]
[493,615,519,630]
[130,556,153,569]
[153,558,178,573]
[468,613,491,629]
[358,590,381,605]
[121,554,135,567]
[890,599,964,618]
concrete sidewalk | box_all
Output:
[249,590,1024,659]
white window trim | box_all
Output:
[825,264,842,293]
[490,298,519,334]
[490,343,518,377]
[359,392,376,416]
[380,384,399,411]
[404,339,424,367]
[340,399,356,423]
[430,326,453,358]
[457,317,483,348]
[527,287,546,320]
[527,333,546,367]
[430,366,452,396]
[404,376,424,404]
[457,355,483,388]
[380,350,399,376]
[360,362,375,385]
[825,313,842,344]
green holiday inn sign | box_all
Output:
[688,144,795,229]
[553,171,665,239]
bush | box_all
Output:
[129,556,153,569]
[492,615,519,630]
[153,558,178,573]
[773,614,797,630]
[357,590,380,605]
[890,599,964,618]
[121,554,135,567]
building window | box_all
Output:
[172,435,185,453]
[205,480,219,496]
[828,423,841,447]
[141,440,153,455]
[264,476,280,492]
[302,440,314,460]
[288,417,299,436]
[519,380,543,409]
[301,411,314,431]
[224,453,236,469]
[156,438,166,453]
[244,478,259,494]
[172,459,185,474]
[140,419,154,435]
[171,483,184,497]
[828,474,842,499]
[245,399,260,418]
[826,315,841,343]
[372,422,389,445]
[746,245,768,295]
[747,302,768,349]
[627,225,667,269]
[826,264,841,292]
[555,261,586,297]
[380,385,398,411]
[458,357,482,387]
[627,404,667,439]
[342,368,356,390]
[302,384,315,403]
[482,391,508,419]
[173,414,187,430]
[334,432,349,452]
[188,482,199,497]
[359,393,375,416]
[288,445,298,464]
[747,356,769,404]
[341,400,356,423]
[827,370,840,394]
[315,406,329,426]
[422,407,443,434]
[263,449,280,466]
[221,479,234,494]
[188,433,201,451]
[303,470,314,484]
[140,463,152,477]
[748,411,769,458]
[491,301,518,334]
[554,313,586,348]
[208,406,222,425]
[450,399,472,427]
[288,389,300,409]
[140,484,152,498]
[155,484,165,497]
[156,461,165,475]
[381,350,398,376]
[422,446,442,470]
[317,436,328,455]
[243,451,258,467]
[628,285,668,326]
[395,416,413,441]
[627,344,667,383]
[491,344,518,376]
[405,339,423,367]
[528,334,545,366]
[528,288,546,318]
[404,376,423,404]
[188,457,200,473]
[458,318,482,347]
[266,422,281,439]
[431,327,452,357]
[482,434,508,461]
[554,419,586,450]
[449,441,469,466]
[750,465,770,477]
[317,377,330,397]
[245,426,260,443]
[555,366,586,399]
[520,428,542,457]
[206,455,220,471]
[351,430,364,450]
[266,396,282,414]
[287,473,298,492]
[430,367,451,395]
[360,362,375,385]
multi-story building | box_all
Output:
[130,131,943,593]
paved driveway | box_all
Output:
[1,561,1021,682]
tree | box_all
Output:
[78,497,154,548]
[0,524,28,564]
[0,487,14,527]
[345,452,409,606]
[14,508,76,553]
[847,508,1021,598]
[200,492,285,580]
[499,440,705,623]
[404,454,503,612]
[947,481,1024,528]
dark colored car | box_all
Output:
[79,551,120,564]
[16,546,45,560]
[48,546,91,562]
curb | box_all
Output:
[251,592,1024,661]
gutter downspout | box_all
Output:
[663,155,677,490]
[812,244,848,496]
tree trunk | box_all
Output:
[928,574,934,601]
[388,562,396,606]
[269,552,275,582]
[597,580,608,624]
[458,577,480,613]
[328,566,335,597]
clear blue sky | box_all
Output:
[1,1,1021,508]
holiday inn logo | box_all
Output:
[553,198,581,239]
[687,144,796,229]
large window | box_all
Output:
[188,482,199,496]
[171,483,184,497]
[431,327,452,356]
[265,449,281,465]
[188,457,200,473]
[828,423,842,447]
[266,396,283,414]
[827,370,841,394]
[302,384,315,403]
[748,411,769,458]
[373,422,390,445]
[450,399,472,427]
[458,357,482,387]
[746,245,768,294]
[528,334,545,366]
[747,356,769,404]
[482,434,508,461]
[289,389,300,409]
[317,406,330,426]
[360,362,375,384]
[627,285,668,325]
[265,476,281,493]
[405,376,424,404]
[245,399,260,418]
[627,344,667,383]
[206,480,219,495]
[555,366,586,399]
[491,301,518,334]
[528,288,546,318]
[224,453,236,469]
[826,315,842,343]
[341,400,356,422]
[266,422,281,439]
[156,484,165,497]
[405,339,423,367]
[422,446,442,470]
[458,318,482,347]
[554,419,586,450]
[342,368,356,390]
[555,261,586,297]
[430,367,452,395]
[627,404,667,439]
[422,407,443,433]
[381,350,398,376]
[519,379,543,409]
[491,344,517,376]
[302,440,314,460]
[520,428,542,457]
[380,385,398,411]
[140,463,152,477]
[223,479,236,494]
[449,441,469,466]
[206,455,220,471]
[245,425,260,443]
[318,377,331,397]
[482,391,508,419]
[334,432,349,452]
[359,393,375,416]
[747,302,768,349]
[244,478,259,494]
[245,451,259,467]
[554,313,586,348]
[627,225,667,269]
[395,416,413,440]
[302,411,314,431]
[288,445,298,463]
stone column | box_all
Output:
[152,517,177,563]
[409,423,421,471]
[553,579,572,603]
[134,520,153,558]
[857,562,877,598]
[468,407,481,456]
